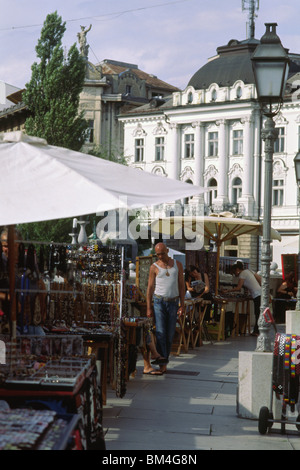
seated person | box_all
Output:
[274,271,297,323]
[277,271,297,299]
[222,261,261,336]
[185,265,210,300]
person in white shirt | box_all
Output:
[147,243,185,373]
[224,261,261,336]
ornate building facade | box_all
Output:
[119,35,300,269]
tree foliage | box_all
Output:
[23,11,88,150]
[18,218,74,244]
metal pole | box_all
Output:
[256,116,278,352]
[296,186,300,310]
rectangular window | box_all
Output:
[184,134,194,158]
[233,129,243,155]
[208,132,218,156]
[273,179,284,206]
[155,137,165,161]
[274,127,285,153]
[135,138,144,162]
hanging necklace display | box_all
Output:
[116,246,126,398]
[10,237,127,400]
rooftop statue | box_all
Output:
[77,24,92,58]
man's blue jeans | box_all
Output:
[153,295,179,359]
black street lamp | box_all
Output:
[251,23,290,352]
[252,23,290,116]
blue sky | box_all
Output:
[0,0,299,91]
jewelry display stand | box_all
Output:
[0,235,128,449]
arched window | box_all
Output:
[211,88,217,102]
[236,86,242,99]
[183,179,193,206]
[208,178,218,206]
[232,177,242,204]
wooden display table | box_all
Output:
[83,333,114,406]
[212,295,251,340]
[171,298,207,354]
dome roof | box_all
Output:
[188,39,260,89]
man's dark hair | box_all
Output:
[232,261,244,273]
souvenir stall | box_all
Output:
[0,238,129,449]
[0,130,206,450]
[0,339,99,450]
[0,407,82,450]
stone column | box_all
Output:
[169,123,179,180]
[190,121,205,215]
[239,115,255,216]
[214,119,228,209]
[192,121,204,187]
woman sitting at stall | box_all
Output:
[274,271,297,323]
[277,271,297,298]
[185,265,210,300]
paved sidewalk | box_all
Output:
[103,332,300,451]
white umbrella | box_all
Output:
[151,213,282,294]
[0,131,206,226]
[0,131,207,337]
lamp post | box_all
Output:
[294,151,300,310]
[251,23,290,352]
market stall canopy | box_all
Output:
[151,213,282,244]
[151,213,282,293]
[0,131,207,226]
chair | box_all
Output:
[207,298,226,341]
[199,299,213,344]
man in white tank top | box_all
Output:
[147,243,185,374]
[224,261,261,336]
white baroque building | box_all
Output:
[119,35,300,269]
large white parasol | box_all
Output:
[0,131,206,226]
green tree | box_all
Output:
[23,11,88,150]
[17,218,74,244]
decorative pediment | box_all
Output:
[204,164,218,179]
[273,159,287,177]
[132,123,147,137]
[180,166,194,182]
[153,121,167,135]
[228,163,243,178]
[274,112,288,125]
[152,165,167,177]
